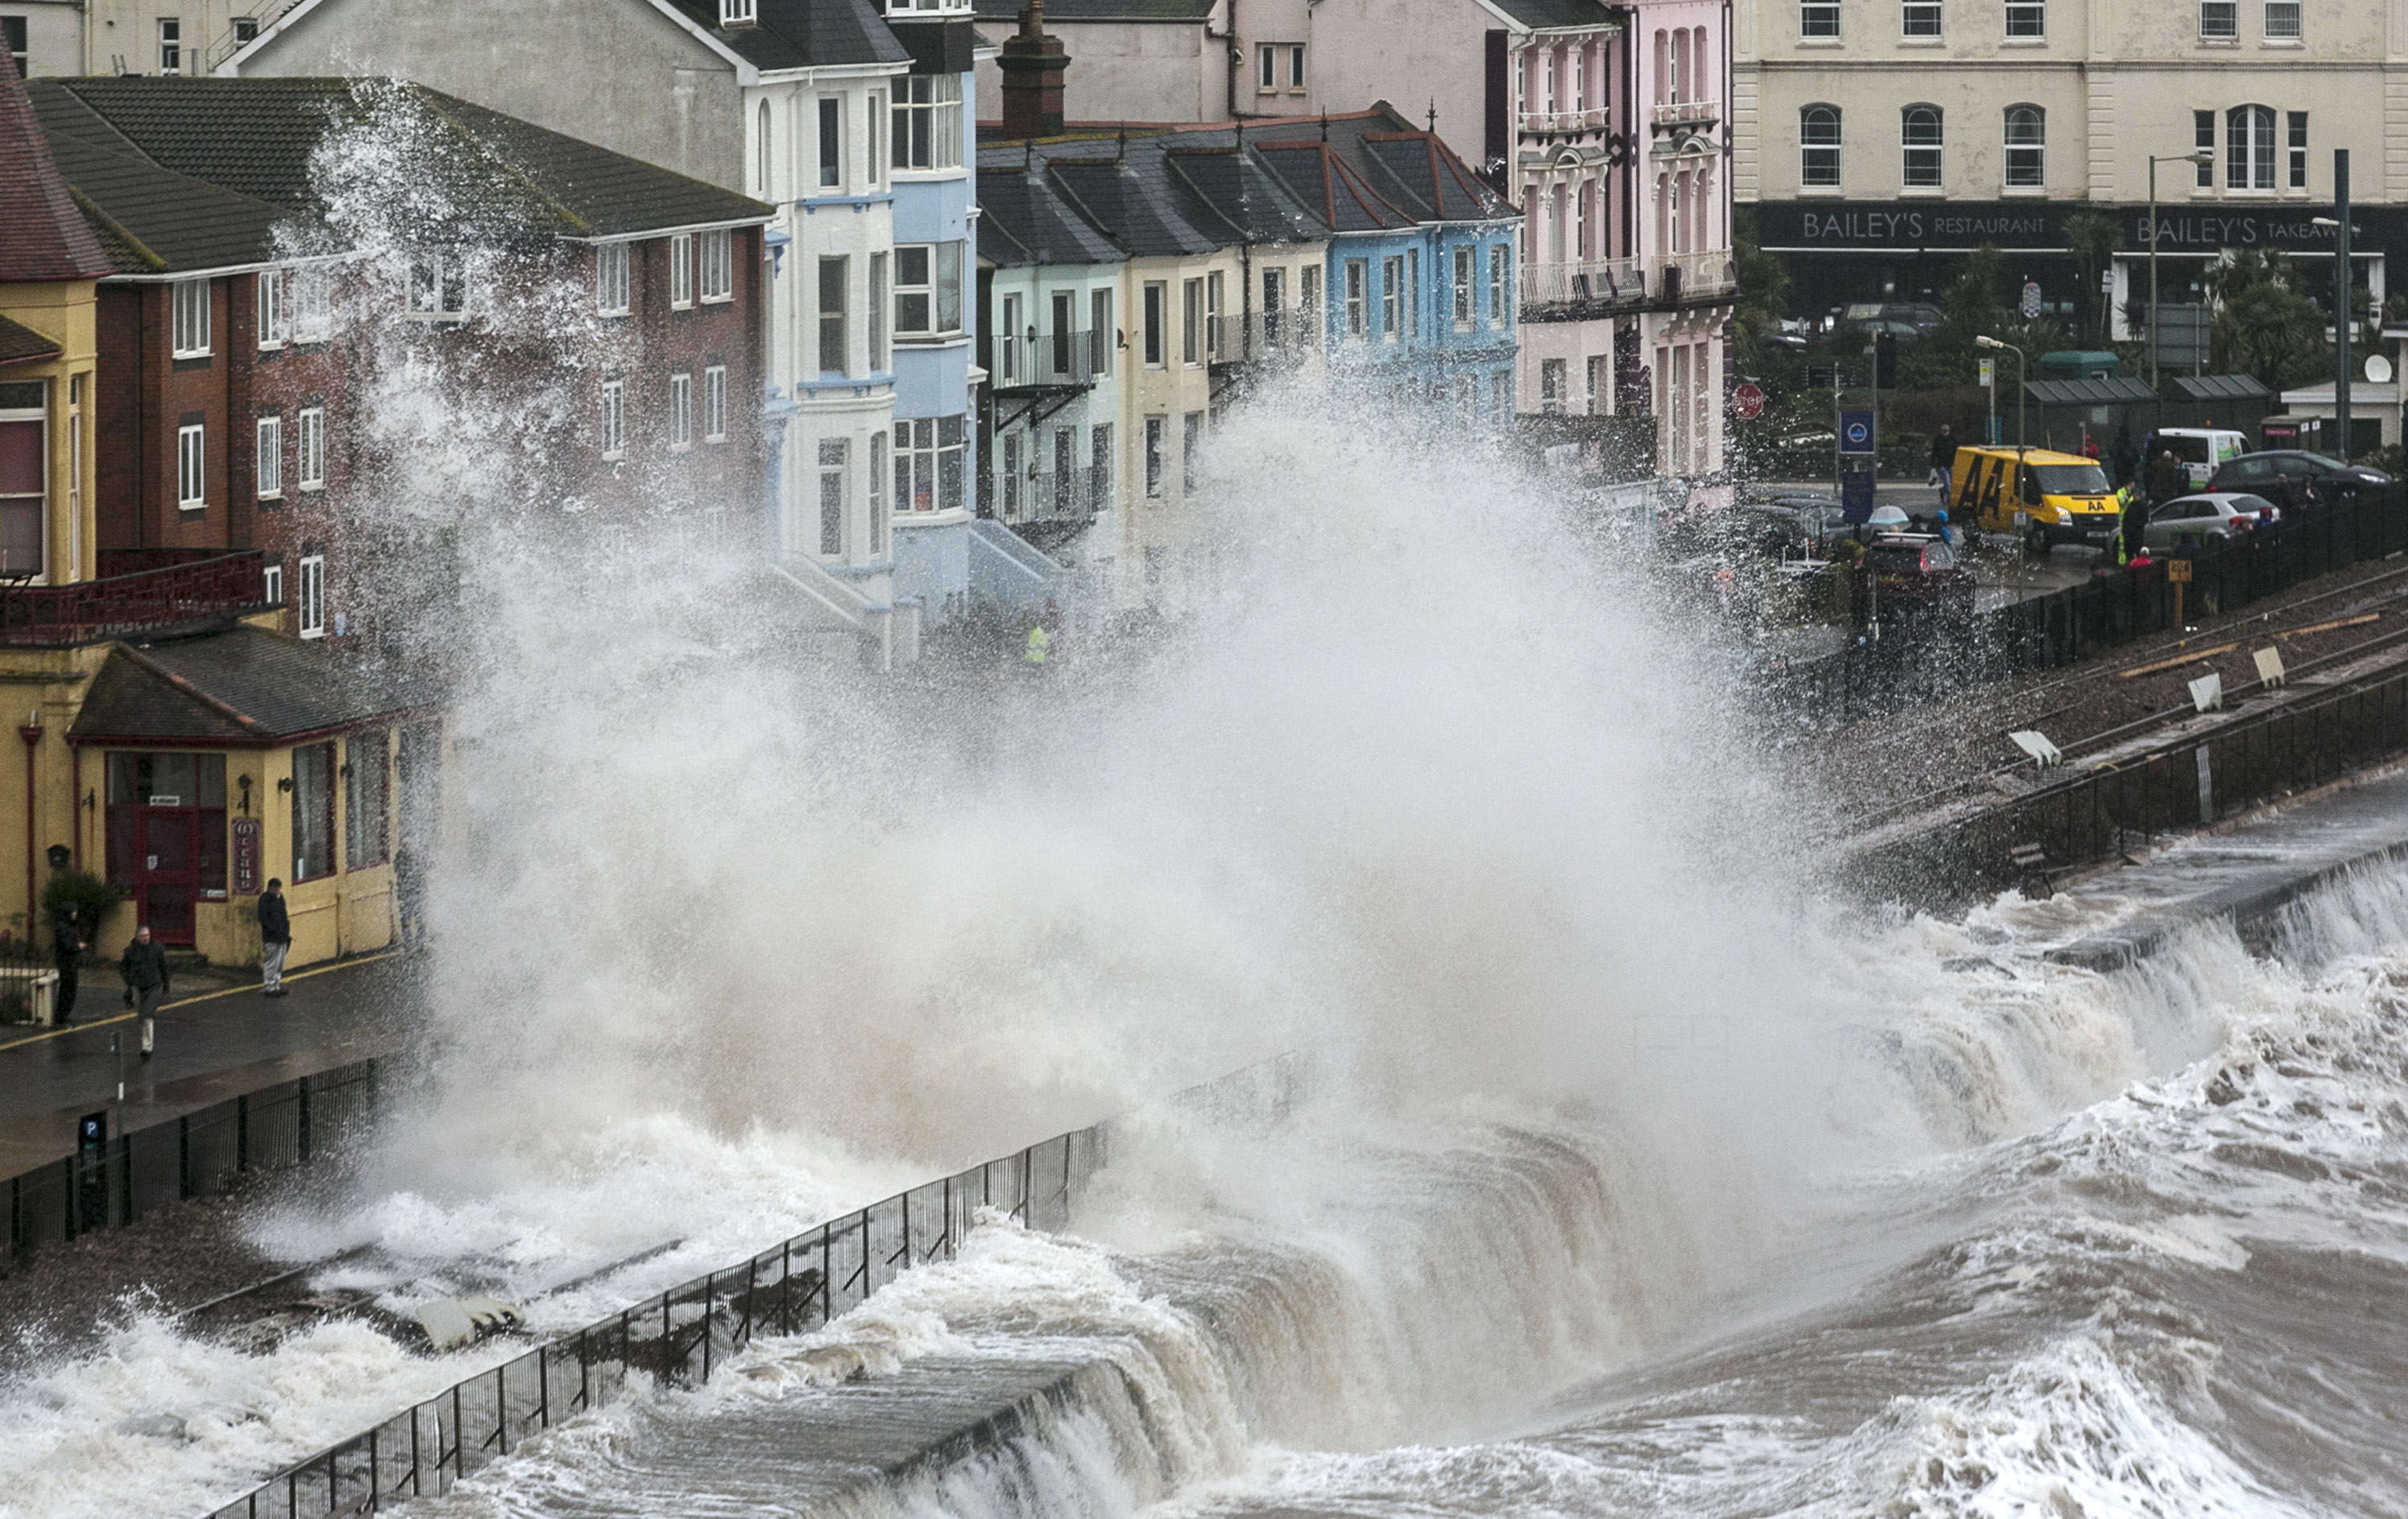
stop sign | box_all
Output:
[1731,382,1765,420]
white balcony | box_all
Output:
[1516,108,1610,136]
[1520,258,1644,310]
[1650,99,1722,128]
[1658,250,1737,300]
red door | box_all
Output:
[136,808,199,946]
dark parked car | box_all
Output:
[2207,451,2394,513]
[1737,493,1850,556]
[1863,532,1975,605]
[2142,493,2279,550]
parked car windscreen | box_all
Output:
[2032,463,2113,496]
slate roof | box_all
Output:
[0,316,64,368]
[978,157,1128,266]
[26,76,770,274]
[1040,155,1221,257]
[2173,374,2272,401]
[655,0,909,69]
[0,47,113,282]
[1161,144,1323,244]
[970,0,1214,20]
[1251,142,1412,233]
[2024,376,2160,406]
[1480,0,1617,30]
[70,626,433,745]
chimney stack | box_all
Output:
[999,0,1068,140]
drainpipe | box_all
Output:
[19,712,42,944]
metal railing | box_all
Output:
[999,467,1109,527]
[1206,312,1316,367]
[1658,250,1736,303]
[993,330,1108,390]
[0,550,271,645]
[6,1062,377,1265]
[207,1124,1108,1519]
[1649,99,1721,127]
[1516,108,1609,134]
[1519,258,1644,311]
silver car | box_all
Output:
[2143,492,2278,550]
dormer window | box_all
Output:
[721,0,756,26]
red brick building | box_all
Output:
[26,76,773,644]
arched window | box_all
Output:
[1902,104,1942,187]
[2227,104,2275,189]
[1801,104,1841,188]
[757,100,772,193]
[2004,104,2044,187]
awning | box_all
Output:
[2171,374,2270,402]
[2023,376,2160,406]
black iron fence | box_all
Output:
[207,1125,1107,1519]
[6,1062,379,1266]
[1769,484,2408,723]
[1853,655,2408,905]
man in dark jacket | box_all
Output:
[258,879,291,997]
[50,900,81,1026]
[119,925,168,1059]
[2148,449,2185,505]
[1927,424,1957,489]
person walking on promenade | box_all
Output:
[258,878,291,996]
[49,898,81,1026]
[1927,424,1957,489]
[119,925,168,1059]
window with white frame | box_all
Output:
[262,561,283,607]
[757,101,772,193]
[257,269,288,348]
[1206,271,1223,358]
[158,17,181,72]
[172,279,209,357]
[2288,111,2308,189]
[1182,411,1202,493]
[2200,0,2236,37]
[869,250,888,369]
[1902,105,1942,188]
[819,256,848,374]
[177,424,205,509]
[869,432,889,555]
[1257,43,1276,88]
[296,554,324,638]
[1344,259,1366,337]
[819,97,843,189]
[1902,0,1941,35]
[818,438,846,555]
[1801,104,1841,188]
[596,242,630,315]
[1452,246,1473,328]
[669,372,693,449]
[2195,110,2216,185]
[893,415,963,513]
[1092,287,1113,375]
[600,379,625,457]
[406,255,467,319]
[704,364,728,441]
[1182,278,1202,363]
[294,269,332,341]
[2004,104,2045,187]
[1489,246,1509,327]
[298,407,323,490]
[722,0,755,23]
[699,229,733,302]
[1800,0,1838,39]
[2005,0,2043,36]
[892,75,961,171]
[2264,0,2300,38]
[1287,44,1305,87]
[256,415,282,498]
[671,234,694,307]
[893,243,962,335]
[1380,256,1402,339]
[2227,104,2275,189]
[1143,281,1166,366]
[1144,416,1165,498]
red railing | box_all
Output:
[0,552,271,645]
[94,546,246,579]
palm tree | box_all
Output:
[2207,249,2329,392]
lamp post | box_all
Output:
[1976,335,2027,447]
[2147,150,2215,389]
[2314,148,2354,459]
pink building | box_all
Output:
[971,0,1732,483]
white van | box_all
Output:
[2146,428,2249,490]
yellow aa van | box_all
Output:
[1946,445,2122,553]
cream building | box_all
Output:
[1736,0,2398,328]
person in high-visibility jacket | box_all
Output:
[1023,623,1051,666]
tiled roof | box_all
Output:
[70,626,433,745]
[655,0,909,69]
[977,159,1127,266]
[26,77,771,274]
[0,48,112,282]
[1251,142,1409,233]
[970,0,1213,19]
[1162,145,1322,244]
[1041,155,1220,258]
[0,315,64,368]
[1482,0,1617,29]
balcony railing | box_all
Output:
[1649,99,1721,128]
[994,330,1108,391]
[996,466,1111,529]
[1517,108,1610,135]
[1520,258,1645,311]
[0,551,271,646]
[1206,312,1318,367]
[1659,250,1737,303]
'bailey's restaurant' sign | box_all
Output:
[1755,201,2408,255]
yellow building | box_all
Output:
[0,48,435,975]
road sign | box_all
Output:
[2020,280,2042,319]
[1839,410,1875,455]
[1839,466,1876,522]
[1731,382,1765,420]
[2165,558,2193,583]
[1979,357,1995,388]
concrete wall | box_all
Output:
[234,0,746,190]
[973,20,1223,124]
[1308,1,1487,164]
[2,0,83,75]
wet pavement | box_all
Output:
[0,950,413,1172]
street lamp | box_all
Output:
[1977,334,2027,447]
[2148,150,2215,388]
[2315,153,2357,459]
